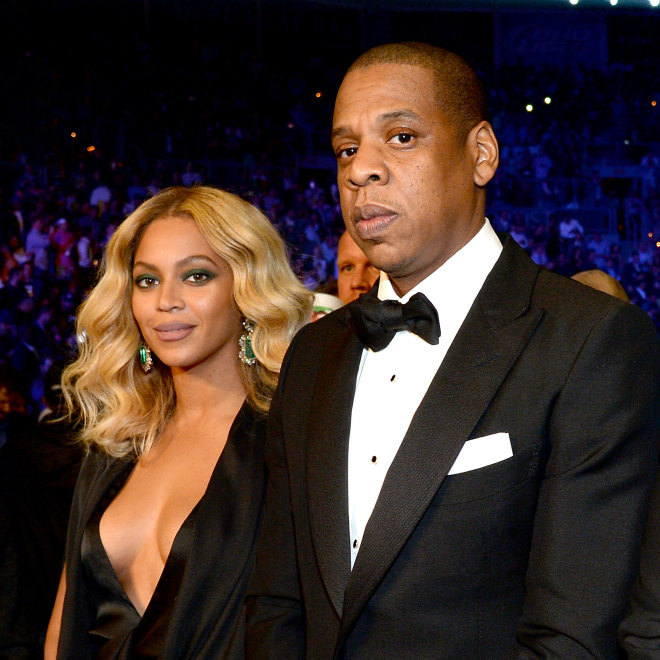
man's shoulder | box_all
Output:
[537,266,632,314]
[293,305,352,346]
[532,267,658,350]
[275,306,356,414]
[283,305,353,369]
[494,238,656,341]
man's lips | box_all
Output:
[153,322,195,341]
[352,204,398,238]
[353,203,397,221]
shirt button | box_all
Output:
[353,539,358,548]
[390,374,396,382]
[371,456,378,464]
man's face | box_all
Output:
[336,231,379,304]
[332,63,489,294]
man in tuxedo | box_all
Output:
[246,42,660,658]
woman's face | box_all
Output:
[131,215,242,373]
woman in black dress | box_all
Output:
[45,185,311,659]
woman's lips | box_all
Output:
[153,323,195,342]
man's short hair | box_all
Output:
[346,42,490,142]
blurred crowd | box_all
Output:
[1,40,660,423]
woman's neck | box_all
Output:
[170,359,246,422]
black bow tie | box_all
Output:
[348,290,440,352]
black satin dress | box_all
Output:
[57,402,266,660]
[80,460,199,658]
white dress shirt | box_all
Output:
[348,219,503,567]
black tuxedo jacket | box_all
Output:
[246,237,660,659]
[618,475,660,658]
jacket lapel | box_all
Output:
[307,310,364,617]
[339,237,544,638]
[81,452,133,525]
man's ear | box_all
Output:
[470,121,499,187]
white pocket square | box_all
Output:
[448,432,513,475]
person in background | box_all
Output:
[0,363,82,659]
[571,269,630,302]
[45,185,311,659]
[25,218,51,276]
[0,366,39,658]
[50,218,76,282]
[310,291,344,322]
[336,230,379,304]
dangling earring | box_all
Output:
[238,319,256,366]
[138,342,153,373]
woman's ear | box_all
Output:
[471,121,499,187]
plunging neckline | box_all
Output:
[81,459,206,658]
[95,493,203,617]
[94,400,248,618]
[69,399,266,660]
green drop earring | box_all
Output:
[138,342,153,373]
[238,319,256,366]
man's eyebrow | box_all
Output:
[331,109,423,141]
[379,109,423,123]
[330,126,351,141]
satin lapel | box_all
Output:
[339,236,544,636]
[307,311,364,617]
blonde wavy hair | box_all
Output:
[62,185,312,458]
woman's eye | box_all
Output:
[184,270,214,284]
[135,275,158,288]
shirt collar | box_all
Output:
[377,219,503,338]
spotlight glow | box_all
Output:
[610,0,618,5]
[651,0,659,7]
[544,97,552,104]
[70,132,77,138]
[526,104,534,112]
[86,145,96,152]
[569,0,579,5]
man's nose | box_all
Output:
[351,268,370,291]
[346,144,388,188]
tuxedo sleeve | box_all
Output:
[516,302,660,658]
[246,336,305,659]
[618,472,660,658]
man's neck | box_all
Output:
[387,222,488,297]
